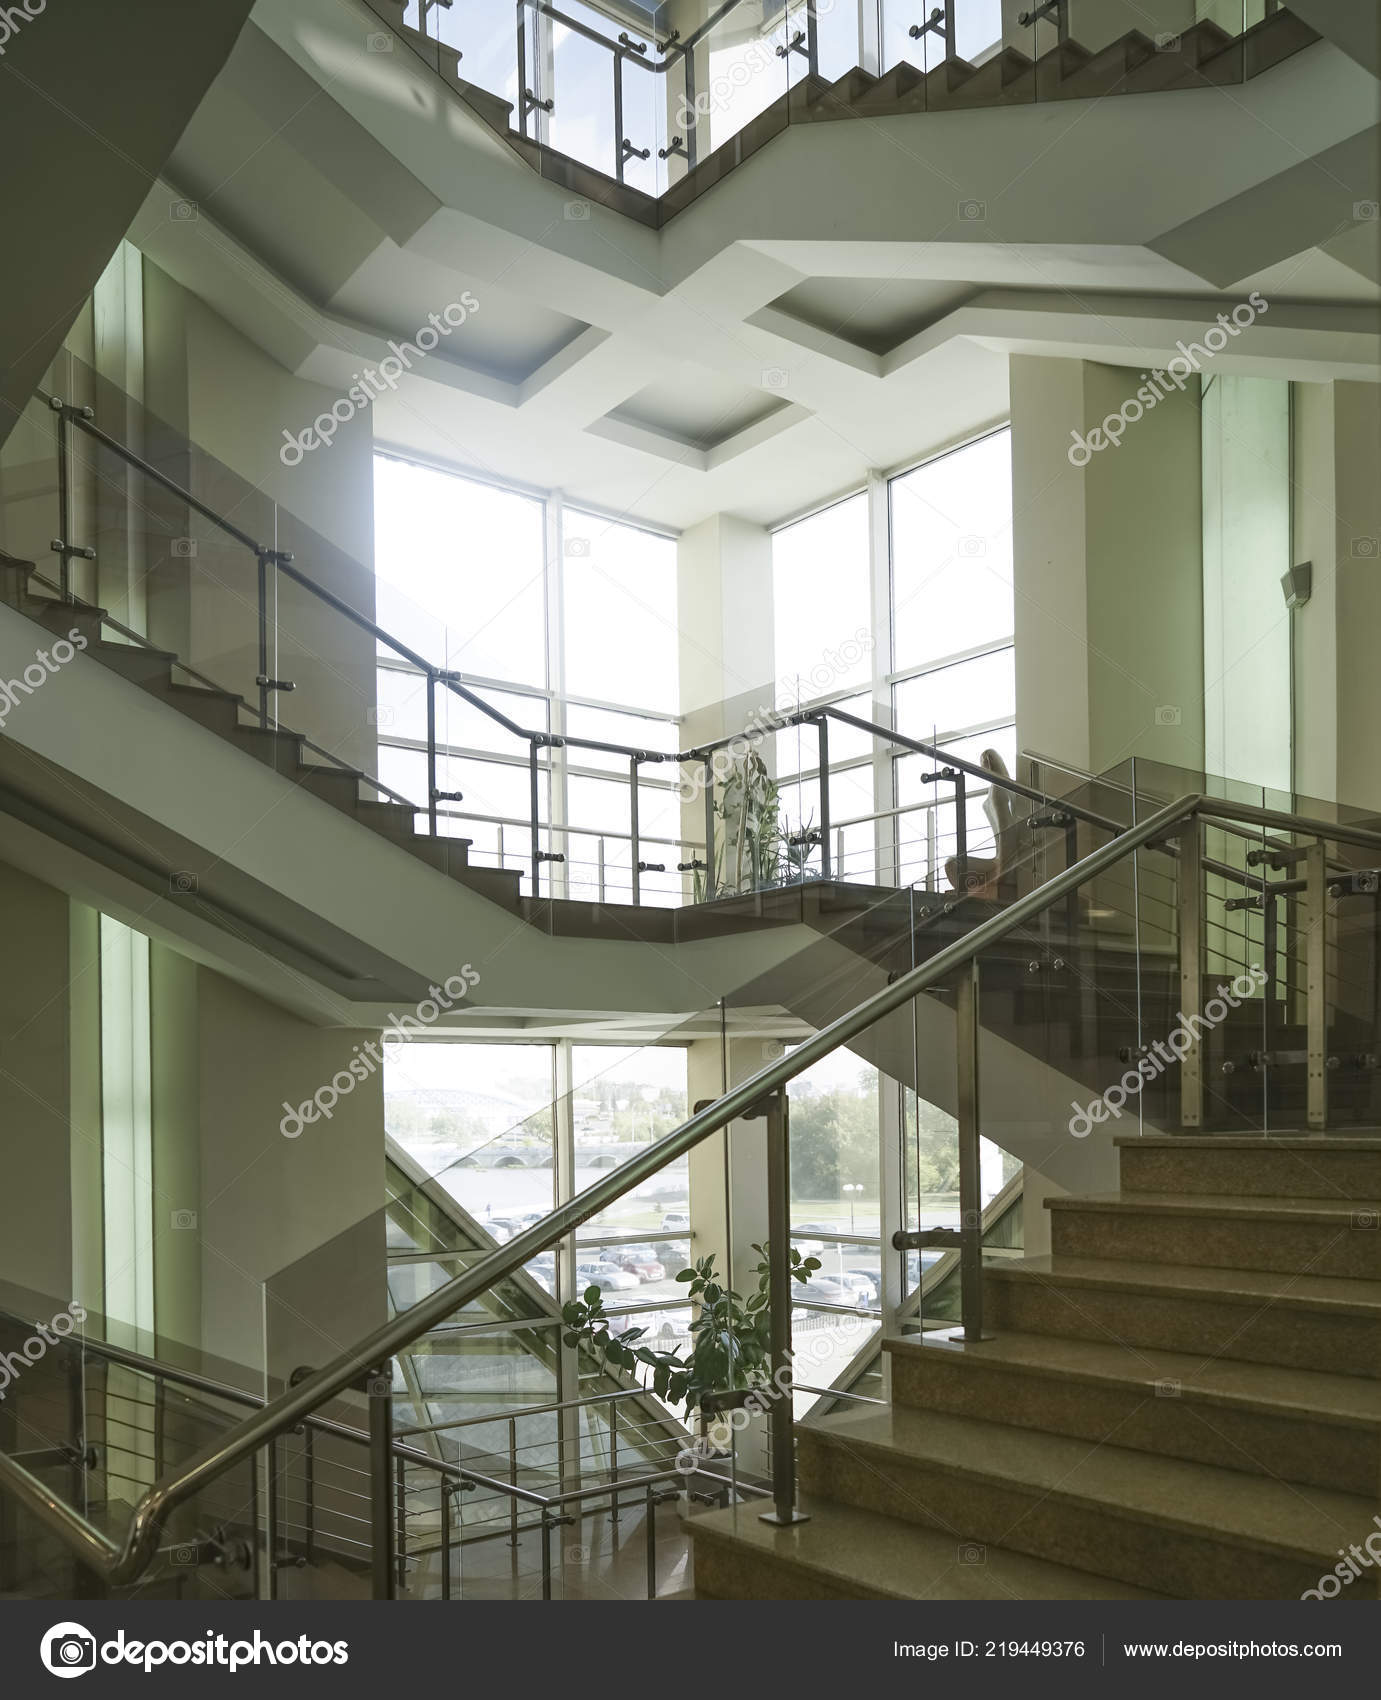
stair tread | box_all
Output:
[804,1406,1375,1557]
[988,1253,1381,1315]
[165,680,246,707]
[1048,1190,1380,1220]
[1117,1133,1381,1150]
[687,1496,1166,1600]
[887,1330,1381,1427]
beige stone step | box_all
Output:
[985,1255,1381,1378]
[1117,1133,1381,1201]
[1048,1191,1381,1280]
[686,1495,1167,1601]
[887,1331,1381,1496]
[797,1406,1381,1599]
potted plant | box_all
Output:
[559,1243,821,1421]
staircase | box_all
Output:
[0,553,523,912]
[689,1133,1381,1599]
[370,1,1319,224]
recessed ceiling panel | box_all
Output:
[605,366,789,451]
[769,277,980,354]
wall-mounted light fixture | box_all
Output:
[1281,561,1312,609]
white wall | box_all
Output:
[1293,378,1381,811]
[0,0,256,447]
[0,865,92,1303]
[1012,354,1205,781]
[1201,376,1291,794]
[141,261,381,774]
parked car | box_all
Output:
[485,1216,526,1243]
[653,1242,687,1268]
[600,1247,665,1282]
[795,1276,851,1306]
[575,1260,639,1293]
[839,1271,878,1305]
[660,1211,690,1231]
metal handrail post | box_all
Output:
[955,960,988,1342]
[608,1395,619,1524]
[758,1090,807,1527]
[817,715,831,879]
[256,551,270,729]
[1178,819,1204,1130]
[395,1453,407,1591]
[1305,838,1329,1131]
[440,1481,452,1601]
[368,1367,396,1600]
[426,671,438,838]
[55,399,73,601]
[630,755,641,904]
[683,46,698,167]
[702,759,716,900]
[304,1426,316,1566]
[508,1416,519,1547]
[529,737,542,895]
[613,47,624,181]
[266,1436,280,1601]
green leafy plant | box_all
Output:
[779,813,819,885]
[560,1243,821,1417]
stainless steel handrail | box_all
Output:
[0,788,1201,1584]
[10,785,1381,1582]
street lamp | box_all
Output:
[842,1183,863,1235]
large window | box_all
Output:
[372,455,682,897]
[771,492,872,704]
[768,494,875,882]
[762,433,1016,892]
[890,427,1013,676]
[889,428,1016,889]
[374,455,547,687]
[562,508,678,714]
